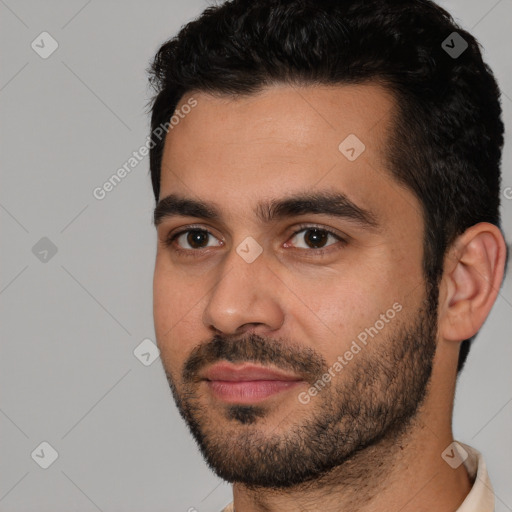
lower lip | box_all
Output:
[206,380,302,403]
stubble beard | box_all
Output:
[163,291,438,489]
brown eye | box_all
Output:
[303,228,329,249]
[176,229,220,249]
[184,230,210,249]
[288,227,342,250]
[166,228,223,252]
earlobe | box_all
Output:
[439,223,507,342]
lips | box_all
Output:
[201,362,303,403]
[202,362,302,382]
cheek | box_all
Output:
[153,257,201,329]
[329,293,380,351]
[153,267,173,335]
[285,266,406,362]
[280,270,371,346]
[153,268,198,370]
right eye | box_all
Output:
[164,227,223,255]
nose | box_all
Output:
[202,247,285,337]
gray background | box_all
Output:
[0,0,511,511]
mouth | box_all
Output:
[200,362,304,404]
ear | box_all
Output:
[438,222,508,342]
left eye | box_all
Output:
[287,227,343,250]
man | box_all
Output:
[148,0,508,510]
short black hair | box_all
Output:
[147,0,507,374]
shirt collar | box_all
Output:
[455,442,494,512]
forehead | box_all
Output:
[159,83,419,228]
[163,82,394,167]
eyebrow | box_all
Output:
[153,191,380,231]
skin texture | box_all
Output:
[152,83,507,512]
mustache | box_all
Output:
[183,333,328,385]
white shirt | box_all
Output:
[219,442,494,512]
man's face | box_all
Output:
[153,84,438,487]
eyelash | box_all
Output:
[163,224,348,258]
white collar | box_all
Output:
[455,442,494,512]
